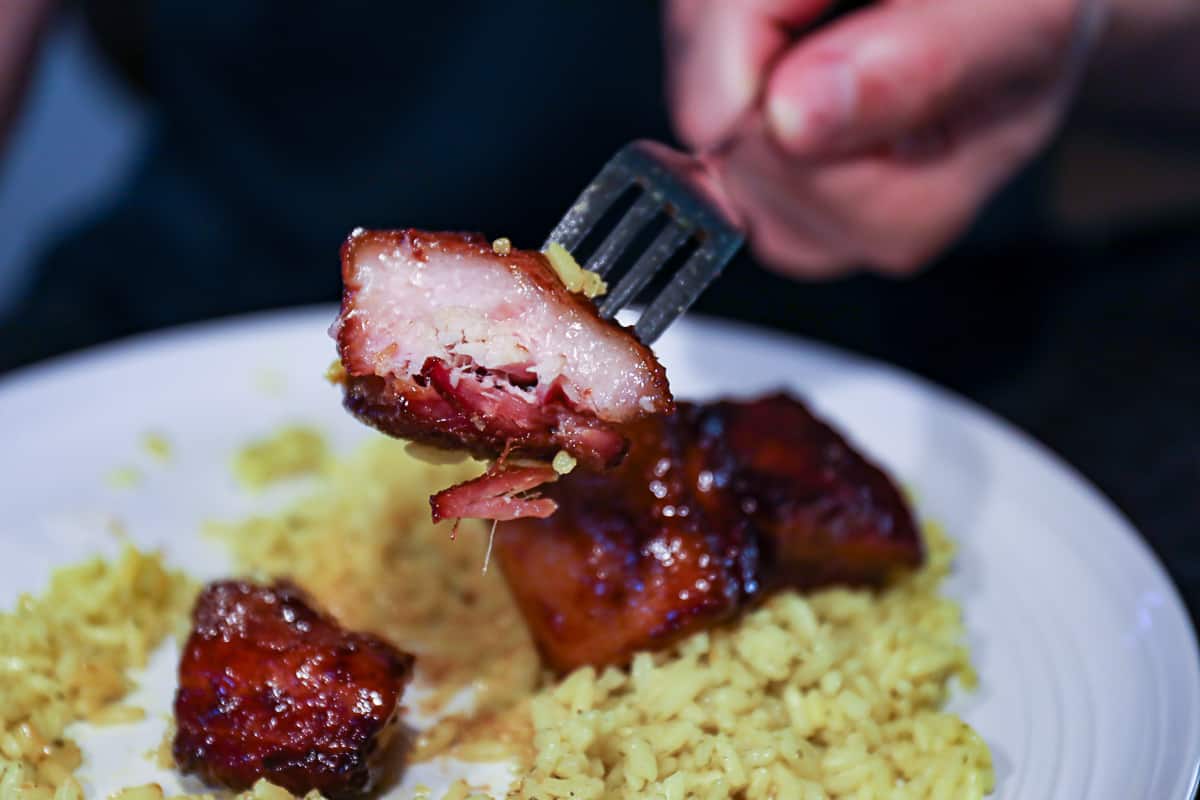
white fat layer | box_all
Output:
[351,240,661,418]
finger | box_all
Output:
[719,86,1064,276]
[763,0,1083,158]
[714,133,860,277]
[663,0,836,151]
[824,91,1064,272]
[743,0,841,27]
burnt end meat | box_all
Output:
[331,229,672,484]
[495,394,923,672]
[691,395,924,588]
[493,409,759,672]
[173,581,414,799]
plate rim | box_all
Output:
[3,304,1198,796]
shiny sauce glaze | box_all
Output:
[173,581,414,799]
[495,394,924,672]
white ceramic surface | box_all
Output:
[1,306,1197,799]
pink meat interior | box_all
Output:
[339,233,668,421]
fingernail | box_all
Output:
[768,58,857,155]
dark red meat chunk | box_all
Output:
[494,394,924,672]
[173,581,414,799]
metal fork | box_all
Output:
[542,141,744,344]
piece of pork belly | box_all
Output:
[332,230,673,484]
[173,581,414,799]
[495,394,923,672]
[691,395,924,589]
[492,410,761,672]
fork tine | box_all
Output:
[542,160,635,253]
[597,224,690,319]
[548,140,744,341]
[584,191,661,277]
[634,233,741,344]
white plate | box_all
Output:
[1,306,1197,799]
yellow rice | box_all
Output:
[231,425,331,489]
[210,438,540,720]
[509,526,992,800]
[105,779,326,800]
[0,546,195,799]
[2,432,993,798]
[221,436,994,799]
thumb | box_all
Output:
[763,0,1093,158]
[664,0,836,152]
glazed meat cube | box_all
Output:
[492,411,760,672]
[173,581,414,799]
[495,394,923,672]
[690,395,924,588]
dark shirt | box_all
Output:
[2,1,1198,616]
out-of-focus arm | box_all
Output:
[0,0,59,151]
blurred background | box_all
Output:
[0,11,145,317]
[1,3,1198,614]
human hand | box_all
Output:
[665,0,1106,277]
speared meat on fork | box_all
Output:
[331,229,674,521]
[332,142,745,521]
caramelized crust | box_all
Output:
[495,394,923,672]
[693,395,924,588]
[173,581,414,799]
[494,411,759,671]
